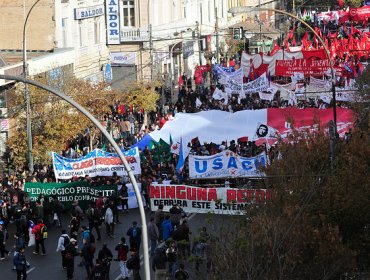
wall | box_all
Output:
[0,0,55,50]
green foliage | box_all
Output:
[207,130,370,279]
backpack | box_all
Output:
[126,257,134,270]
[132,227,137,238]
[63,236,70,247]
[89,232,96,244]
[93,208,102,222]
[65,251,74,260]
[89,243,96,255]
[41,225,48,239]
[20,214,27,227]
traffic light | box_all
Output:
[233,27,244,40]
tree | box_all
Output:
[6,72,116,168]
[206,129,370,279]
[5,71,161,169]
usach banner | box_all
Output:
[189,150,267,179]
[52,147,141,180]
[24,182,117,210]
[149,184,271,215]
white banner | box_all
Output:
[52,148,141,179]
[189,150,267,179]
[117,183,145,209]
[110,52,136,65]
[150,184,271,215]
[223,73,269,95]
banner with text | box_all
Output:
[189,150,267,179]
[224,73,269,95]
[24,182,117,210]
[150,184,271,215]
[275,59,344,77]
[52,147,141,179]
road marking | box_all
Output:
[113,213,197,280]
[27,267,35,274]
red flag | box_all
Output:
[178,75,184,87]
[338,0,344,7]
[270,40,280,56]
[292,36,297,47]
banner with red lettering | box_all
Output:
[150,184,270,215]
[275,58,344,77]
[52,147,141,179]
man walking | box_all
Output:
[147,217,159,256]
[32,219,47,255]
[115,237,129,280]
[0,221,9,260]
[64,238,79,280]
[13,247,29,280]
[152,248,167,280]
[127,221,142,252]
[56,229,70,269]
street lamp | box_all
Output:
[229,6,337,136]
[0,74,151,280]
[23,0,41,173]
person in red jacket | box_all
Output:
[32,219,47,255]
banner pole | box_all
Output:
[0,74,151,280]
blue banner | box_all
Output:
[52,147,141,179]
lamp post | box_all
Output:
[170,42,180,103]
[23,0,41,173]
[229,6,337,136]
[0,74,151,280]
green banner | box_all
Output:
[24,182,117,210]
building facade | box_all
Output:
[106,0,229,89]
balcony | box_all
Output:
[120,27,149,42]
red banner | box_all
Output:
[275,59,343,77]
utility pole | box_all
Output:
[149,24,153,81]
[196,21,202,65]
[215,7,219,64]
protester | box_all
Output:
[64,238,79,280]
[0,221,9,260]
[127,249,141,280]
[166,241,178,279]
[87,203,102,241]
[154,205,165,240]
[104,203,114,238]
[126,221,142,252]
[81,238,94,279]
[152,247,168,280]
[13,247,29,280]
[32,219,47,255]
[115,237,129,280]
[147,217,159,256]
[97,243,113,280]
[56,229,70,269]
[162,215,174,241]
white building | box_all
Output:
[106,0,229,88]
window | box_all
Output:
[78,20,84,47]
[61,18,68,47]
[122,0,135,27]
[184,7,186,18]
[94,18,101,44]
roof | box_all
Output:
[0,50,51,66]
[229,22,281,40]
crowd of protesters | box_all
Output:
[0,2,367,279]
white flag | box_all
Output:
[196,98,202,108]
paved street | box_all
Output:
[0,209,221,280]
